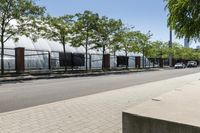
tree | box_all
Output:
[0,0,45,74]
[165,0,200,40]
[109,31,123,68]
[150,41,169,59]
[115,27,140,68]
[134,31,152,68]
[170,42,183,60]
[149,41,169,67]
[170,43,199,61]
[94,16,122,69]
[42,15,74,71]
[71,11,99,72]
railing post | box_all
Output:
[71,53,74,71]
[48,52,51,70]
[102,54,110,70]
[159,58,164,68]
[15,47,25,73]
[135,56,141,69]
[89,54,92,70]
[126,56,129,69]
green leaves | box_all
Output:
[0,0,45,74]
[0,0,45,43]
[71,10,99,48]
[150,41,169,58]
[117,29,139,53]
[42,15,74,45]
[166,0,200,41]
[168,42,200,60]
[94,16,122,53]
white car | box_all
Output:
[187,61,198,68]
[174,62,186,69]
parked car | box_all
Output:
[174,62,186,69]
[187,61,198,68]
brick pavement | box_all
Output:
[0,72,199,133]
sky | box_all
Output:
[36,0,198,48]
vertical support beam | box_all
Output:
[148,58,151,68]
[89,54,92,70]
[159,58,164,68]
[142,49,145,68]
[135,56,141,69]
[102,54,110,70]
[48,52,51,70]
[71,53,74,71]
[125,56,129,69]
[15,47,25,73]
[153,58,155,68]
[172,58,176,67]
[169,29,173,67]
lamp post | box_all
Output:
[169,29,173,67]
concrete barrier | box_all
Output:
[123,81,200,133]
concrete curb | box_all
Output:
[0,68,162,83]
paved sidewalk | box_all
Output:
[0,72,199,133]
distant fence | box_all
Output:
[0,47,165,73]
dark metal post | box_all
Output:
[169,29,173,67]
[89,54,92,70]
[15,47,25,73]
[142,48,145,69]
[71,53,74,71]
[135,56,141,69]
[48,52,51,70]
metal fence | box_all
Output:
[0,48,162,73]
[25,49,49,70]
[1,48,15,71]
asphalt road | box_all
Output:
[0,68,199,113]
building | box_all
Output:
[1,36,143,70]
[196,45,200,50]
[184,38,190,48]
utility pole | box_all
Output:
[169,29,173,67]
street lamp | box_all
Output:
[169,29,173,67]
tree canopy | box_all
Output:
[71,10,99,71]
[94,16,122,53]
[150,41,169,59]
[0,0,45,74]
[166,0,200,41]
[42,15,74,71]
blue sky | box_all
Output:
[36,0,197,48]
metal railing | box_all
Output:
[0,47,162,73]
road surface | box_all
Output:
[0,68,199,113]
